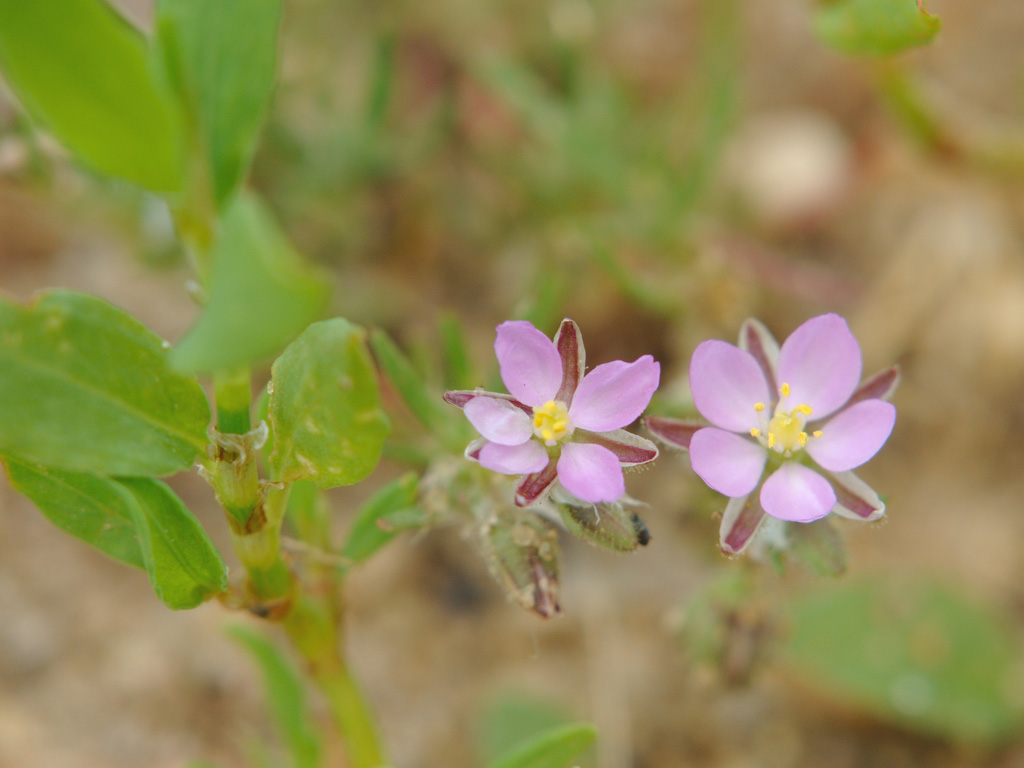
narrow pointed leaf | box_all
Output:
[2,457,145,569]
[0,0,181,189]
[488,723,597,768]
[269,319,389,488]
[228,625,322,768]
[154,0,281,206]
[0,291,209,476]
[341,473,420,565]
[172,194,330,373]
[815,0,941,56]
[117,477,227,610]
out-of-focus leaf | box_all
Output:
[172,193,330,373]
[782,577,1024,744]
[269,319,388,488]
[788,517,847,576]
[2,457,145,569]
[370,329,461,449]
[341,473,420,565]
[0,291,209,476]
[488,723,597,768]
[154,0,281,206]
[0,0,181,189]
[439,313,473,391]
[118,478,227,610]
[229,624,322,768]
[815,0,941,56]
[479,694,575,765]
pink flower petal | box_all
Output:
[829,470,885,522]
[554,319,585,406]
[759,463,835,522]
[689,428,767,498]
[720,493,767,555]
[776,314,861,418]
[557,442,625,503]
[477,440,550,475]
[463,396,534,445]
[570,356,660,432]
[690,340,770,432]
[495,321,562,407]
[806,399,895,472]
[738,318,779,395]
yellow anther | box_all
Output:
[812,430,823,438]
[796,404,813,416]
[754,402,765,413]
[532,400,573,445]
[797,432,807,447]
[779,382,791,398]
[767,433,776,449]
[750,427,761,438]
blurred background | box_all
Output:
[4,0,1024,766]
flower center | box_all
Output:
[532,400,574,446]
[749,382,822,456]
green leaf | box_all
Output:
[118,477,227,610]
[815,0,941,56]
[479,694,575,765]
[228,624,322,768]
[488,724,597,768]
[155,0,281,206]
[370,329,460,449]
[2,457,145,569]
[0,0,181,190]
[341,473,420,565]
[782,578,1024,744]
[269,319,389,488]
[0,291,210,476]
[172,194,330,373]
[439,313,473,391]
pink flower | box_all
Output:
[647,314,898,555]
[444,319,660,505]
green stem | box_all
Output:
[214,367,252,434]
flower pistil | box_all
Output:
[532,400,574,445]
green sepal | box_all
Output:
[788,517,847,576]
[228,624,322,768]
[172,193,330,373]
[0,0,182,190]
[557,499,650,552]
[269,319,389,488]
[815,0,941,56]
[0,291,210,476]
[483,510,561,619]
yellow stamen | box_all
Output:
[813,430,823,438]
[532,400,573,445]
[750,427,761,438]
[797,432,807,447]
[754,402,765,413]
[767,433,776,448]
[779,382,791,398]
[795,404,813,416]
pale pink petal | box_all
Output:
[570,356,660,431]
[575,429,658,466]
[690,341,770,432]
[806,399,895,472]
[464,396,533,445]
[557,442,625,503]
[777,314,861,418]
[720,493,767,555]
[644,416,702,451]
[689,428,766,498]
[515,459,559,506]
[553,319,585,406]
[738,318,779,394]
[759,463,835,522]
[829,470,885,522]
[495,321,562,407]
[477,440,550,475]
